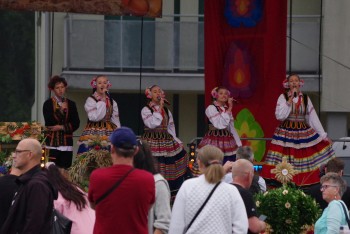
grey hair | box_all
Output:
[321,172,347,197]
[236,146,254,162]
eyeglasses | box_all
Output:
[15,149,31,155]
[320,184,338,191]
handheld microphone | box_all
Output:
[293,92,297,98]
[105,91,110,97]
[157,96,170,105]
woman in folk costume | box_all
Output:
[77,75,121,154]
[141,85,188,201]
[261,74,335,186]
[43,75,80,169]
[197,86,242,164]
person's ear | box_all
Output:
[133,146,140,156]
[110,145,115,154]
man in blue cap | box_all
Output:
[88,127,155,234]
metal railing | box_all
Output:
[64,15,321,73]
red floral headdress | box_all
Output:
[90,76,112,89]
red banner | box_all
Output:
[204,0,287,161]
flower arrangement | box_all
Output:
[255,157,321,233]
[69,136,112,191]
[86,136,109,151]
[255,185,321,234]
[0,122,44,176]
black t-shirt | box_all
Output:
[232,183,258,234]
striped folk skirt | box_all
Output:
[142,128,188,201]
[197,128,239,163]
[261,120,335,186]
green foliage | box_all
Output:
[0,10,35,121]
[0,134,12,143]
[0,151,8,164]
[255,185,321,234]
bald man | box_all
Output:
[0,139,57,234]
[232,159,266,234]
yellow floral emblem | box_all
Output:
[270,157,297,185]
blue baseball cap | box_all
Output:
[109,127,137,150]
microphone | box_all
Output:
[157,96,170,105]
[105,91,110,98]
[293,92,297,98]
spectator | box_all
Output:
[314,173,348,233]
[232,159,266,234]
[169,145,248,234]
[306,158,350,210]
[134,140,171,234]
[0,167,21,228]
[224,146,266,195]
[0,139,57,234]
[45,162,95,234]
[88,127,155,234]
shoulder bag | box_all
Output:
[185,182,221,233]
[339,200,350,228]
[95,168,135,205]
[51,208,72,234]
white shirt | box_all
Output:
[206,104,242,147]
[275,94,327,139]
[84,97,121,127]
[141,105,182,144]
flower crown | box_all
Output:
[211,87,231,99]
[282,78,304,89]
[145,85,165,99]
[90,76,112,89]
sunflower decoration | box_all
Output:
[271,157,297,185]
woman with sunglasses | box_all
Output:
[315,172,349,233]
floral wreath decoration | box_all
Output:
[90,76,112,89]
[254,157,321,234]
[282,78,305,89]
